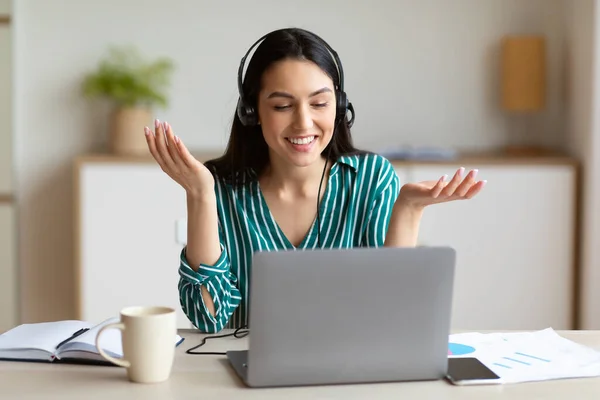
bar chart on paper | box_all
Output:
[492,351,551,369]
[448,340,551,368]
[447,329,600,384]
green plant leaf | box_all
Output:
[82,45,175,109]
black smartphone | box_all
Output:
[446,357,502,385]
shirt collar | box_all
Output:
[336,154,358,171]
[331,154,359,176]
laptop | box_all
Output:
[227,246,456,388]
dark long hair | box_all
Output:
[206,28,364,185]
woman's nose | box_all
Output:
[293,104,314,130]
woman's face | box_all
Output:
[257,58,337,169]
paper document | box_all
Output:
[448,328,600,384]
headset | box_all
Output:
[236,28,355,128]
[236,28,355,248]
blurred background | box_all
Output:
[1,0,599,332]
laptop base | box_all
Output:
[226,350,248,383]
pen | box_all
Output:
[55,328,90,350]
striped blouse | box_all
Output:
[177,152,400,333]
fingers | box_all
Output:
[465,180,487,199]
[172,135,197,169]
[153,119,177,171]
[455,169,478,197]
[145,120,199,173]
[431,175,448,198]
[145,126,167,169]
[441,167,465,196]
[163,121,185,168]
[436,167,485,200]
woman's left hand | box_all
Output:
[398,167,486,208]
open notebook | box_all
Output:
[0,317,184,365]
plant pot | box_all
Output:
[110,107,153,155]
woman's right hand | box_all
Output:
[145,119,215,199]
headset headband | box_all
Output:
[237,28,345,103]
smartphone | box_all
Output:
[446,357,502,385]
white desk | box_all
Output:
[1,330,600,399]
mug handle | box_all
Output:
[95,322,131,368]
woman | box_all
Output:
[144,28,486,333]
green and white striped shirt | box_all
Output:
[178,152,400,333]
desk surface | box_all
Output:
[2,329,600,399]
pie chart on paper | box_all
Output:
[448,343,475,356]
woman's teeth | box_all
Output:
[287,136,315,145]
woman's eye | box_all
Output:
[273,102,328,111]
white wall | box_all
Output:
[0,0,11,194]
[12,0,567,322]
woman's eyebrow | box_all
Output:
[267,87,332,99]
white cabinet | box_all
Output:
[75,156,578,331]
[397,162,577,330]
[76,160,193,329]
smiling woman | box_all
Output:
[143,27,485,333]
[259,60,337,166]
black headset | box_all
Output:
[236,28,355,129]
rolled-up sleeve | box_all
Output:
[177,245,242,333]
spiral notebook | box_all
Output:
[0,317,184,366]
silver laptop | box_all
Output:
[227,246,456,388]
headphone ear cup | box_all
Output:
[336,91,350,126]
[236,98,258,126]
[346,102,355,128]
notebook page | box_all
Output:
[58,317,123,358]
[0,321,91,356]
[58,317,184,359]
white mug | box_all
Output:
[95,306,177,383]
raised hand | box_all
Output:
[398,167,486,208]
[144,119,215,199]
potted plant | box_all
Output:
[82,46,175,155]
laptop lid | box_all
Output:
[245,246,456,387]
